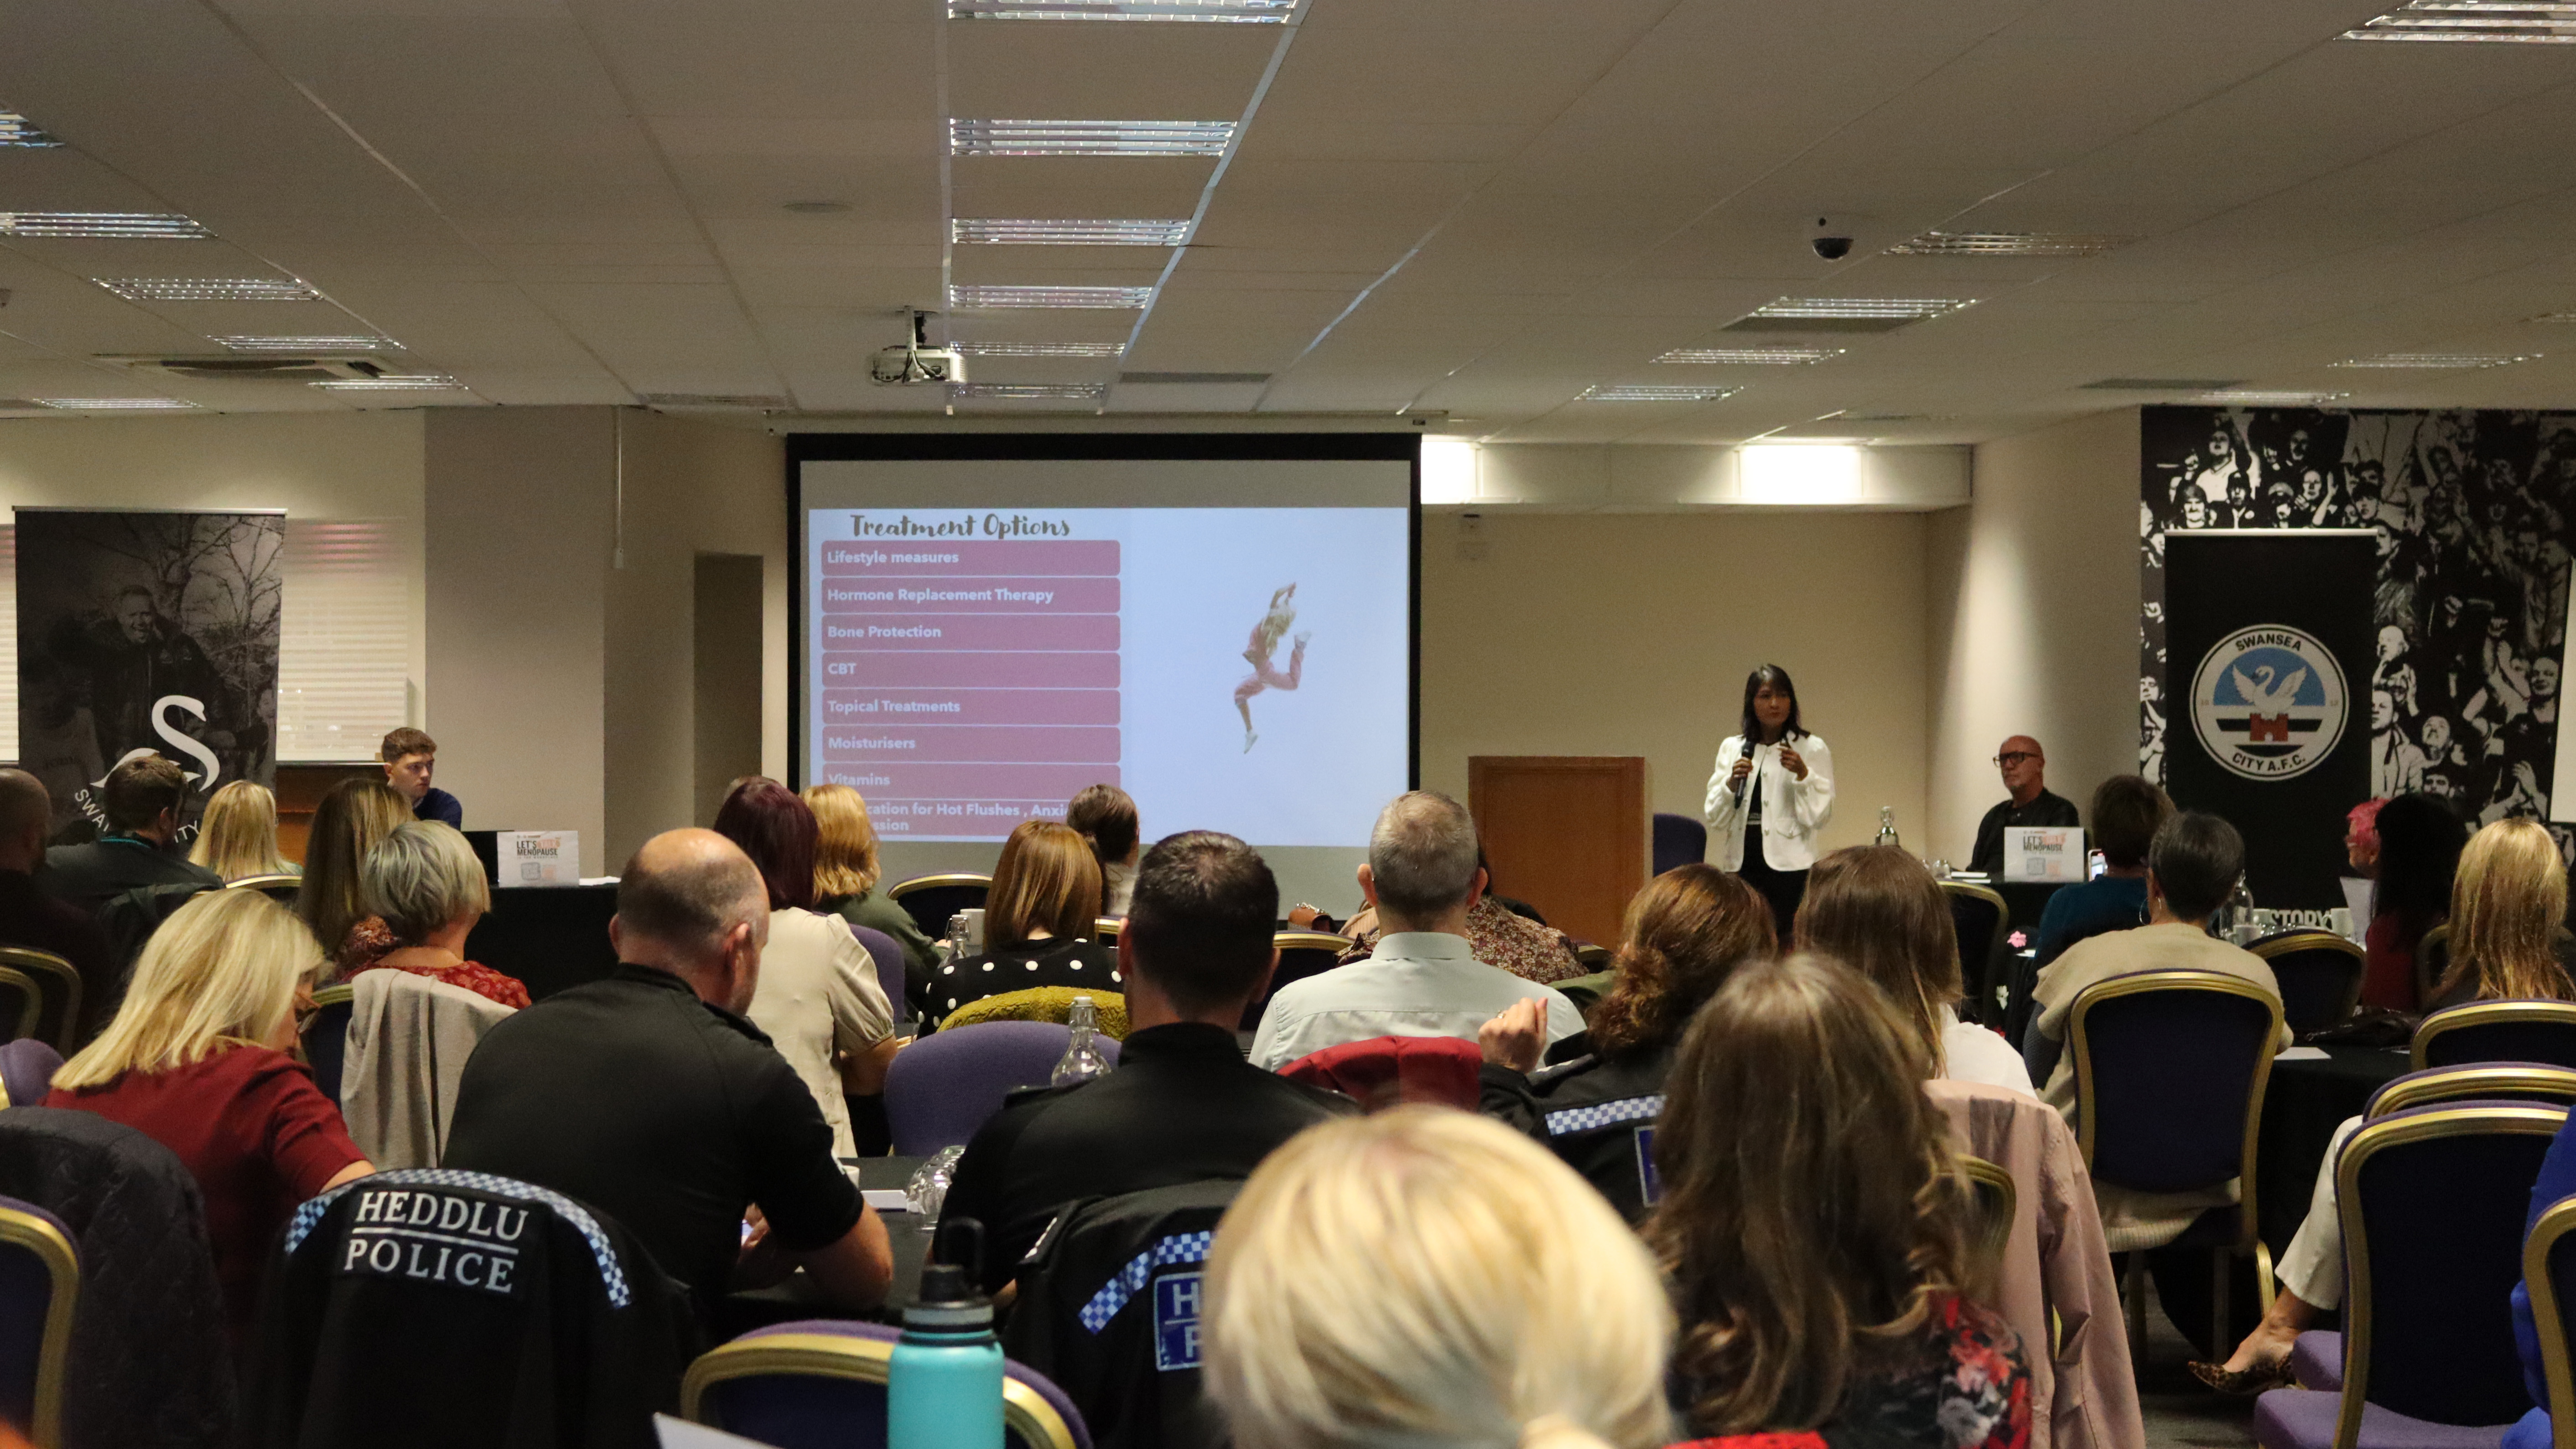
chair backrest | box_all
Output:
[888,875,993,942]
[2415,1001,2576,1071]
[223,874,301,906]
[1958,1154,2016,1283]
[682,1318,1091,1449]
[2416,923,2452,1012]
[2338,1102,2565,1438]
[0,952,76,1057]
[1000,1179,1240,1449]
[1094,917,1123,941]
[1278,1035,1482,1111]
[844,926,910,1017]
[93,883,214,999]
[1240,931,1351,1032]
[2366,1063,2576,1119]
[0,1193,76,1448]
[2253,931,2367,1036]
[1941,882,2009,1017]
[0,972,38,1055]
[2068,970,2282,1229]
[0,1042,63,1113]
[883,1022,1122,1156]
[1572,941,1611,973]
[941,988,1131,1040]
[1651,813,1707,877]
[303,983,356,1106]
[2524,1193,2576,1449]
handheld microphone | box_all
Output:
[1730,738,1755,803]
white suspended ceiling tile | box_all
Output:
[732,264,946,312]
[569,5,934,119]
[1257,26,1665,131]
[1231,123,1539,167]
[945,23,1279,118]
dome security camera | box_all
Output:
[1810,216,1854,262]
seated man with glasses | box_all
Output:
[1968,735,2081,879]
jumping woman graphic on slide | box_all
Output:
[1235,583,1309,752]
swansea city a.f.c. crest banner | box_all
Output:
[2164,531,2375,909]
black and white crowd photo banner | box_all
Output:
[2140,406,2576,875]
[14,508,284,838]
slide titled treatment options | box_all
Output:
[814,518,1118,837]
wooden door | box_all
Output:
[1466,756,1648,949]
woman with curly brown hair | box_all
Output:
[1650,953,2030,1449]
[1478,864,1772,1222]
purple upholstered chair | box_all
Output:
[887,874,992,943]
[0,1192,75,1446]
[882,1022,1121,1156]
[846,926,911,1018]
[0,1041,62,1112]
[682,1318,1090,1449]
[2367,1064,2576,1121]
[2521,1192,2576,1449]
[2253,1101,2566,1449]
[2416,1003,2576,1072]
[1651,813,1707,877]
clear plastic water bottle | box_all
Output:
[1875,807,1901,849]
[946,911,970,962]
[1052,995,1111,1087]
[888,1218,1003,1449]
[907,1144,965,1219]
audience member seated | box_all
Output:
[2197,816,2572,1392]
[1324,849,1582,985]
[1647,953,2031,1449]
[921,819,1117,1028]
[440,828,892,1329]
[42,890,373,1351]
[298,778,409,963]
[941,830,1355,1294]
[39,755,220,911]
[714,778,898,1158]
[802,781,940,985]
[1205,1106,1677,1449]
[1479,864,1773,1221]
[2031,776,2170,970]
[2359,792,2468,1010]
[379,726,461,828]
[1251,792,1580,1071]
[334,821,530,1009]
[2025,811,2286,1250]
[1066,781,1141,916]
[1797,845,2035,1095]
[187,780,296,882]
[0,771,113,1043]
[1969,735,2082,880]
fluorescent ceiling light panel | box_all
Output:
[2531,310,2576,322]
[950,0,1295,19]
[0,113,59,147]
[1577,383,1741,403]
[1420,438,1476,504]
[309,375,464,391]
[97,277,319,302]
[2343,0,2576,41]
[1740,445,1864,504]
[952,218,1191,245]
[212,335,399,352]
[1658,346,1843,365]
[955,383,1106,400]
[949,119,1235,156]
[1885,231,2134,257]
[0,212,209,239]
[36,397,195,410]
[2332,352,2539,368]
[949,284,1153,309]
[2197,389,2353,405]
[956,341,1127,357]
[1752,297,1972,320]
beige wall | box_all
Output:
[1419,509,1934,859]
[1925,409,2143,862]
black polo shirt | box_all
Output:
[440,963,863,1325]
[941,1021,1355,1293]
[1968,787,2081,878]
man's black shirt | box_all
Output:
[40,836,219,915]
[441,964,863,1326]
[1968,787,2082,879]
[0,871,113,1044]
[941,1021,1355,1294]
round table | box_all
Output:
[2256,1045,2413,1255]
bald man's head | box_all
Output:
[0,771,45,872]
[1996,735,2046,801]
[615,828,768,967]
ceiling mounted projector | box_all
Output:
[871,310,966,387]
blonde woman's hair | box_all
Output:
[53,890,321,1091]
[2436,818,2574,1004]
[804,783,882,899]
[1205,1107,1674,1449]
[361,821,492,945]
[297,779,411,956]
[189,781,291,880]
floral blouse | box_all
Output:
[335,916,531,1011]
[1673,1296,2030,1449]
[1337,895,1583,984]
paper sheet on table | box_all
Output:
[2341,877,2374,935]
[658,1415,773,1449]
[2276,1045,2332,1061]
[863,1189,912,1212]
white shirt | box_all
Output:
[1248,931,1582,1072]
[1939,1005,2035,1097]
[1702,731,1837,872]
[746,906,897,1158]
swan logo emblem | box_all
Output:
[2188,625,2348,781]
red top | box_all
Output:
[337,915,531,1009]
[46,1045,366,1343]
[2362,911,2423,1012]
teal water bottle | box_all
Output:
[889,1219,1004,1449]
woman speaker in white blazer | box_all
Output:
[1703,663,1836,940]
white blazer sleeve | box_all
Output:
[1704,734,1750,830]
[1783,734,1836,834]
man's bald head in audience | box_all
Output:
[0,771,45,872]
[612,828,770,1010]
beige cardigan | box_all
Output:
[1929,1078,2145,1449]
[341,969,515,1170]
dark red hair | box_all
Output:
[712,777,818,911]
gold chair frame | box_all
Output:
[2521,1193,2576,1449]
[0,1202,78,1449]
[1093,917,1123,941]
[2413,1000,2576,1071]
[0,968,43,1051]
[2368,1064,2576,1119]
[680,1330,1082,1449]
[1271,930,1353,956]
[889,873,994,898]
[223,873,301,895]
[0,950,65,1052]
[1939,881,2011,1015]
[2334,1104,2567,1449]
[2251,930,2365,1035]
